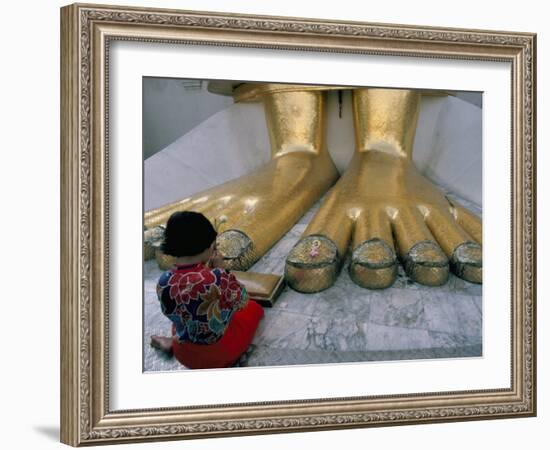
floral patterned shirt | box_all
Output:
[157,263,249,345]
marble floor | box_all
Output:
[143,191,482,372]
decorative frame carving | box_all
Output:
[60,3,536,446]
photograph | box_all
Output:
[58,2,536,445]
[143,79,483,371]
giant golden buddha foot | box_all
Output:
[285,88,482,292]
[145,84,339,270]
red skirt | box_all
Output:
[171,300,264,369]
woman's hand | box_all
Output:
[208,249,225,268]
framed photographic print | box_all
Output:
[60,2,536,446]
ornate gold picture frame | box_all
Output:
[60,3,536,446]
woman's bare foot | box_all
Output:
[150,335,174,357]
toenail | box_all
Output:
[285,235,339,293]
[216,230,254,270]
[350,239,397,289]
[408,241,447,265]
[352,238,395,268]
[217,230,251,258]
[451,241,482,284]
[404,240,449,286]
[286,235,337,267]
[144,225,165,260]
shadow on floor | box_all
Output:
[33,425,59,442]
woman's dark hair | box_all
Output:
[161,211,217,257]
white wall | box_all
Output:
[1,1,546,449]
[143,78,233,159]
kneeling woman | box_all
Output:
[150,211,264,369]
